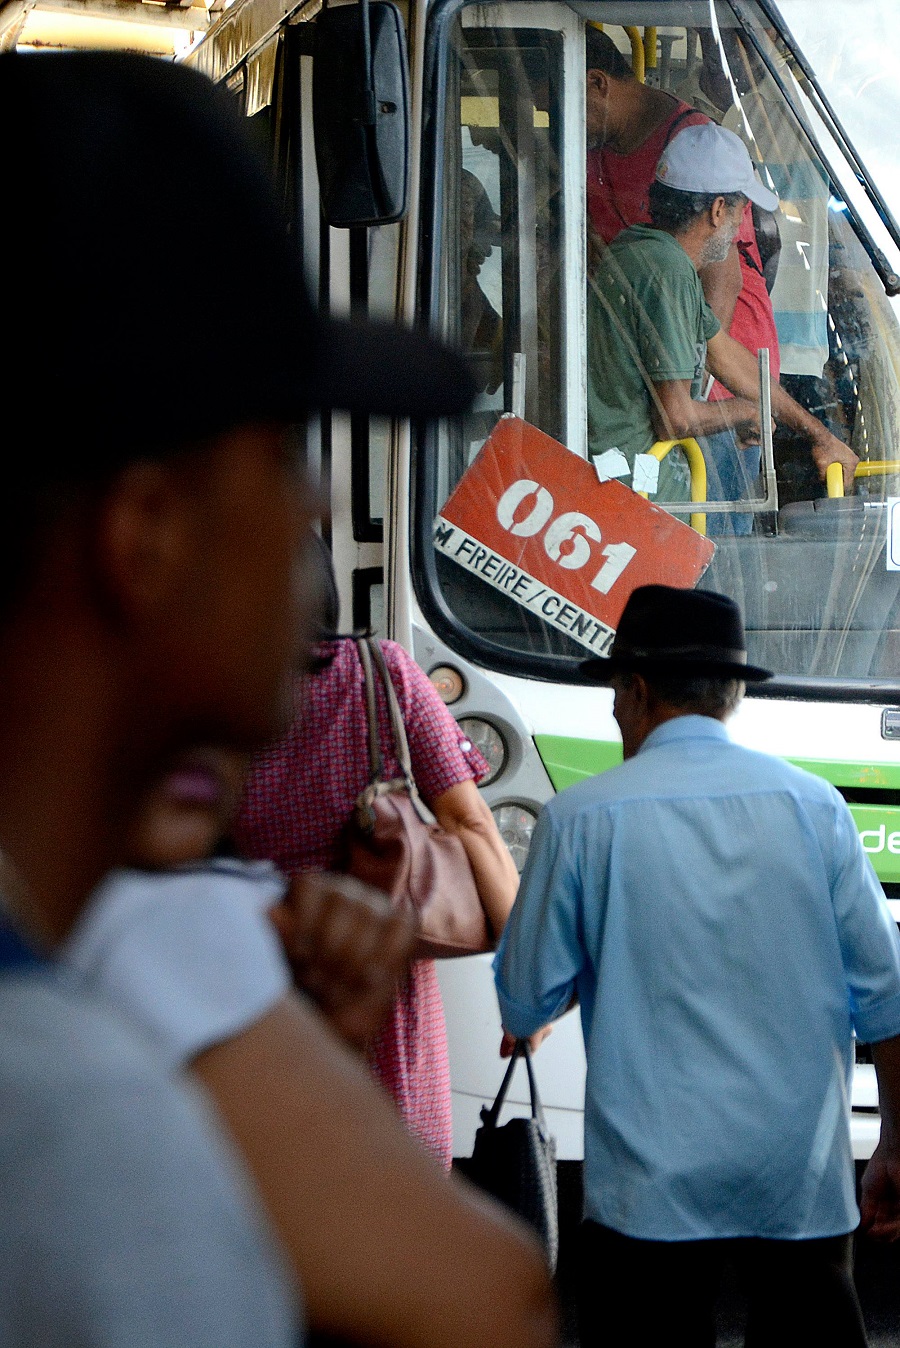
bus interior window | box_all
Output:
[353,224,400,538]
[445,31,562,467]
[436,24,572,657]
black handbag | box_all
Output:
[461,1041,558,1270]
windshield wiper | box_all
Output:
[732,0,900,297]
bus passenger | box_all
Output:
[460,168,502,393]
[495,583,900,1346]
[585,30,854,522]
[586,28,707,252]
[714,31,839,501]
[682,28,831,389]
[587,123,857,505]
[0,50,555,1348]
[586,26,771,405]
[676,27,838,528]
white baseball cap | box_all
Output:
[655,123,779,212]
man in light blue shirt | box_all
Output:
[495,585,900,1346]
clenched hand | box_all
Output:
[270,873,417,1050]
[810,432,859,493]
[860,1137,900,1243]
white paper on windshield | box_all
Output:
[592,448,630,484]
[632,454,660,495]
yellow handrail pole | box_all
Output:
[854,459,900,478]
[813,458,899,500]
[624,27,645,83]
[587,19,602,31]
[827,456,900,496]
[644,27,658,71]
[655,439,707,534]
[639,438,708,535]
[826,463,844,498]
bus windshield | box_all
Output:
[421,0,900,686]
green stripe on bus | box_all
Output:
[784,759,900,791]
[534,735,622,790]
[533,735,900,883]
[845,808,900,883]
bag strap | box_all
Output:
[483,1050,520,1126]
[366,639,414,782]
[365,639,435,825]
[355,637,385,784]
[661,105,700,151]
[481,1041,550,1136]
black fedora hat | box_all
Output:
[581,585,772,684]
[0,52,475,466]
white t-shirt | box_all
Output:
[0,970,299,1347]
[64,859,290,1069]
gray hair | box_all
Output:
[618,671,744,719]
[648,181,746,235]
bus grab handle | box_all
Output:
[624,27,645,83]
[826,462,845,498]
[826,459,900,498]
[643,439,707,536]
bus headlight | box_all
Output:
[429,665,465,705]
[458,717,507,784]
[491,802,537,873]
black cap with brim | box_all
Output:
[1,50,475,469]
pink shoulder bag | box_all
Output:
[342,638,492,959]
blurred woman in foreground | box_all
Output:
[64,743,556,1348]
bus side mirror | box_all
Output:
[313,0,410,227]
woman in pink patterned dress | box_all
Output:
[235,551,519,1169]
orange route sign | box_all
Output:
[434,416,715,657]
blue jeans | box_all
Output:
[701,429,762,538]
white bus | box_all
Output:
[186,0,900,1164]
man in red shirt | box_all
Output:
[586,32,707,247]
[585,28,857,525]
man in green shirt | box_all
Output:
[587,123,857,504]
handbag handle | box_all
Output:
[366,639,415,785]
[360,638,435,825]
[355,637,385,784]
[482,1041,550,1138]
